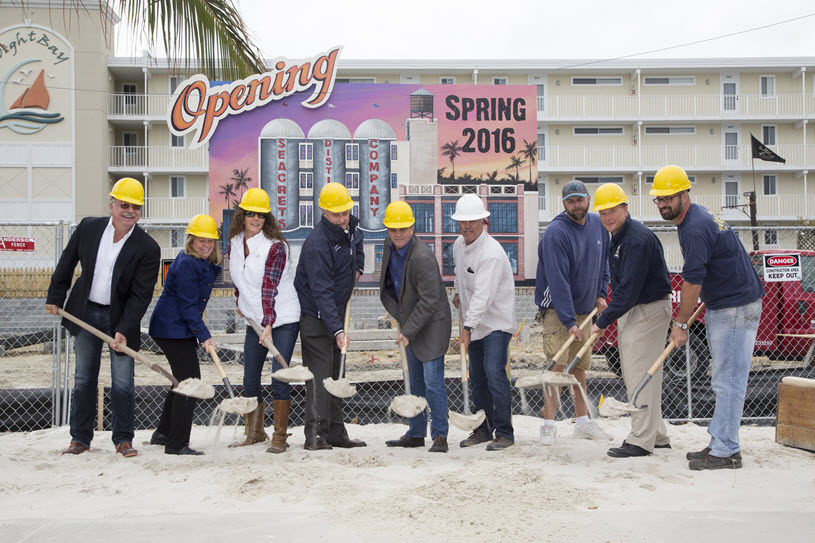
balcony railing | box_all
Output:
[539,94,811,118]
[108,146,208,170]
[108,94,174,117]
[142,197,209,221]
[539,144,814,170]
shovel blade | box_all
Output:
[324,377,357,398]
[448,409,486,431]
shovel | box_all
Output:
[324,299,357,398]
[515,308,599,390]
[540,330,602,387]
[57,308,214,399]
[448,304,486,432]
[207,344,257,415]
[389,328,428,418]
[245,317,314,383]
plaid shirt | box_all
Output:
[229,240,287,327]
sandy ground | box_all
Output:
[1,416,813,542]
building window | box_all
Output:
[391,144,398,161]
[576,176,626,184]
[169,76,183,94]
[492,77,508,85]
[170,176,185,198]
[391,172,398,189]
[643,76,694,85]
[171,134,185,147]
[760,75,776,97]
[762,125,777,146]
[335,77,376,84]
[762,174,777,196]
[644,126,695,135]
[352,204,359,217]
[375,244,383,264]
[488,203,517,233]
[573,127,624,136]
[299,143,313,160]
[645,175,695,184]
[411,203,434,233]
[122,83,137,106]
[442,242,455,275]
[170,228,185,249]
[299,172,313,189]
[425,241,435,253]
[764,228,778,246]
[500,242,518,274]
[346,172,359,189]
[537,133,546,161]
[440,77,455,84]
[123,132,138,149]
[299,203,313,227]
[345,143,359,162]
[572,77,622,86]
[442,202,458,233]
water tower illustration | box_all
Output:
[354,119,396,230]
[259,118,303,230]
[410,88,434,120]
[307,119,351,211]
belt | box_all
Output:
[88,300,110,309]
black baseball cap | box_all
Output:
[562,180,589,200]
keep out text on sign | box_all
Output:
[763,254,802,282]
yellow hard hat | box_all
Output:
[186,214,219,239]
[318,182,354,212]
[593,183,628,211]
[383,201,415,228]
[109,177,145,206]
[650,165,691,197]
[238,187,271,213]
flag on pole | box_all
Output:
[751,134,786,163]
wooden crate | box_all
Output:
[776,378,815,452]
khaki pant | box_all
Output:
[618,297,672,452]
[541,310,593,370]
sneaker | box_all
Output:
[115,442,138,458]
[689,453,743,471]
[486,435,514,451]
[539,424,557,445]
[459,429,491,448]
[428,436,448,453]
[62,441,89,455]
[572,420,611,441]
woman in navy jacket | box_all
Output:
[148,215,221,455]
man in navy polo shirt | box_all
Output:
[651,165,764,471]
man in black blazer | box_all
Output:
[380,202,452,453]
[46,178,160,458]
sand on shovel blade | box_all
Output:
[174,378,216,399]
[599,396,642,417]
[272,365,314,383]
[389,395,427,418]
[540,370,579,386]
[448,409,486,431]
[515,375,543,389]
[324,377,356,398]
[217,397,258,415]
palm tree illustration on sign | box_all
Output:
[440,140,463,181]
[520,139,538,184]
[231,168,252,201]
[506,155,525,182]
[219,182,237,207]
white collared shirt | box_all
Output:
[88,218,135,305]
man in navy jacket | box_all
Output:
[295,183,365,450]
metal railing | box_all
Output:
[107,93,174,117]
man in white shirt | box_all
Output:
[452,194,516,451]
[46,178,160,458]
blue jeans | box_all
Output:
[71,303,135,447]
[705,299,762,457]
[468,330,514,441]
[243,321,300,401]
[404,346,448,439]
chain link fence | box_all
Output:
[2,222,815,433]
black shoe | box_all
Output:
[486,435,514,451]
[459,430,491,448]
[386,435,425,448]
[608,442,651,458]
[150,431,168,446]
[689,453,743,471]
[165,446,204,456]
[329,437,367,448]
[654,443,672,449]
[686,447,711,460]
[428,436,448,453]
[304,441,333,451]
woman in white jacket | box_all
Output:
[228,188,300,453]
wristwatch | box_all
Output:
[463,326,473,333]
[674,321,688,330]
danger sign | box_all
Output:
[0,237,35,252]
[763,253,801,282]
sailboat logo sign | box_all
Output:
[0,58,64,135]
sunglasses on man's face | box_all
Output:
[118,201,142,211]
[244,211,267,219]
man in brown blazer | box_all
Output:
[380,201,452,453]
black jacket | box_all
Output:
[294,214,364,335]
[595,216,671,329]
[46,217,161,350]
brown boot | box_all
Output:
[266,399,292,454]
[229,401,268,447]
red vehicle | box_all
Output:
[596,249,815,380]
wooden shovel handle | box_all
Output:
[645,303,706,377]
[341,299,351,355]
[246,317,290,369]
[456,304,469,383]
[207,344,227,380]
[550,307,599,365]
[57,308,179,387]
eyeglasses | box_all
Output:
[652,194,681,205]
[244,211,267,219]
[118,201,142,211]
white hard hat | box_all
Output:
[451,194,490,221]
